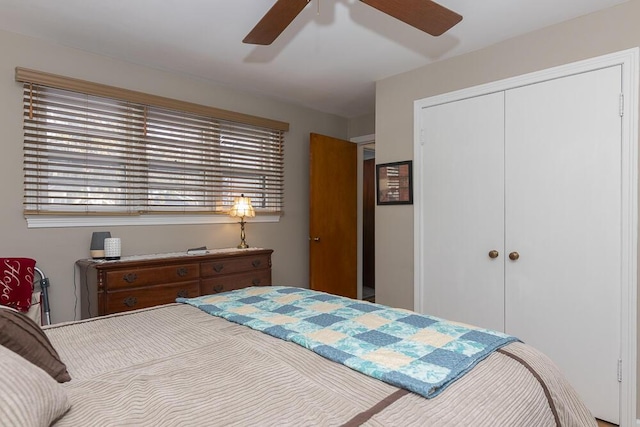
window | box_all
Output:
[18,68,287,220]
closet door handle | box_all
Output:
[488,250,499,259]
[509,251,520,261]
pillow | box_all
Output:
[0,306,71,382]
[0,257,36,312]
[0,344,70,427]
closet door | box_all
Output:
[420,92,505,332]
[504,66,622,423]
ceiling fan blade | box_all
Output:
[360,0,462,36]
[243,0,310,45]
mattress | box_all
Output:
[45,303,596,426]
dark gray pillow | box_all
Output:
[0,306,71,382]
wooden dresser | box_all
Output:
[77,248,273,318]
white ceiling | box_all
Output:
[0,0,628,118]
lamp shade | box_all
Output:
[229,194,255,218]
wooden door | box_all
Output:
[504,66,622,424]
[309,133,357,298]
[419,92,506,332]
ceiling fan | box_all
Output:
[243,0,463,45]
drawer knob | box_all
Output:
[213,264,224,273]
[213,284,224,293]
[252,278,261,286]
[252,259,261,268]
[176,289,188,298]
[123,296,138,307]
[123,273,138,283]
[176,267,188,277]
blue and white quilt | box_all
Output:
[177,286,518,398]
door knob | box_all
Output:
[313,237,320,242]
[488,250,499,259]
[509,251,520,261]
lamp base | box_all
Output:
[237,218,249,249]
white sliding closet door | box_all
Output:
[420,92,505,332]
[504,66,622,423]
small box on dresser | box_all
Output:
[77,248,273,318]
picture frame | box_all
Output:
[376,160,413,205]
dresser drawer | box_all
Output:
[201,254,270,278]
[105,281,199,314]
[104,263,200,290]
[78,249,273,318]
[200,270,271,295]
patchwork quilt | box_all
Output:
[178,286,518,398]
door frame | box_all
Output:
[413,48,638,426]
[352,133,376,301]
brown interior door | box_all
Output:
[309,133,357,298]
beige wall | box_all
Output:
[347,112,375,138]
[0,30,348,323]
[375,0,640,415]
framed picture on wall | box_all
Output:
[376,160,413,205]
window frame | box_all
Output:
[17,68,288,228]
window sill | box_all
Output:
[25,214,281,229]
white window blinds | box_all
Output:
[19,69,286,216]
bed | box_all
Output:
[1,286,596,427]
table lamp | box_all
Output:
[229,194,255,249]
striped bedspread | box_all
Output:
[178,286,518,398]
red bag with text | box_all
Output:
[0,258,36,312]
